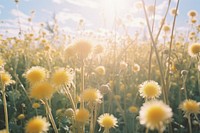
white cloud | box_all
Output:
[56,11,84,24]
[52,0,99,8]
[11,9,29,19]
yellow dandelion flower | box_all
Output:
[139,100,173,132]
[95,66,106,76]
[25,116,50,133]
[75,108,89,123]
[132,63,140,72]
[129,106,138,113]
[179,99,200,116]
[80,88,102,103]
[190,18,197,24]
[51,68,73,86]
[163,25,170,32]
[0,71,15,86]
[32,103,40,109]
[73,39,92,58]
[188,43,200,57]
[30,82,55,100]
[188,10,198,18]
[170,8,178,16]
[24,66,47,84]
[17,114,25,120]
[97,113,118,130]
[139,80,161,99]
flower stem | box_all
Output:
[2,87,9,133]
[44,100,58,133]
[188,115,192,133]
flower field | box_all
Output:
[0,0,200,133]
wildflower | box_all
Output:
[30,82,55,100]
[179,99,200,117]
[80,88,102,103]
[188,43,200,57]
[188,10,198,18]
[99,84,111,94]
[97,113,118,131]
[129,106,138,113]
[73,39,92,58]
[163,25,170,32]
[139,80,161,99]
[17,114,25,120]
[25,116,50,133]
[24,66,47,84]
[95,66,106,76]
[65,108,74,117]
[32,103,40,109]
[51,68,73,86]
[0,71,15,87]
[190,18,197,24]
[75,108,89,123]
[170,8,178,16]
[139,100,173,132]
[132,63,140,72]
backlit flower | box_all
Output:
[139,100,173,132]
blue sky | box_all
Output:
[0,0,200,36]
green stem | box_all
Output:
[2,87,9,133]
[44,100,58,133]
[188,115,192,133]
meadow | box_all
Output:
[0,0,200,133]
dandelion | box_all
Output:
[99,84,111,94]
[139,100,173,132]
[163,25,170,32]
[179,99,200,117]
[188,10,198,18]
[73,39,92,58]
[17,114,25,120]
[24,66,47,84]
[0,71,15,87]
[97,113,118,132]
[30,82,55,100]
[188,43,200,57]
[128,106,138,113]
[132,63,140,72]
[170,8,178,16]
[80,88,102,103]
[51,68,73,87]
[75,108,89,123]
[25,116,50,133]
[32,103,40,109]
[180,99,199,133]
[95,66,106,76]
[139,80,161,99]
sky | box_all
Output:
[0,0,200,37]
